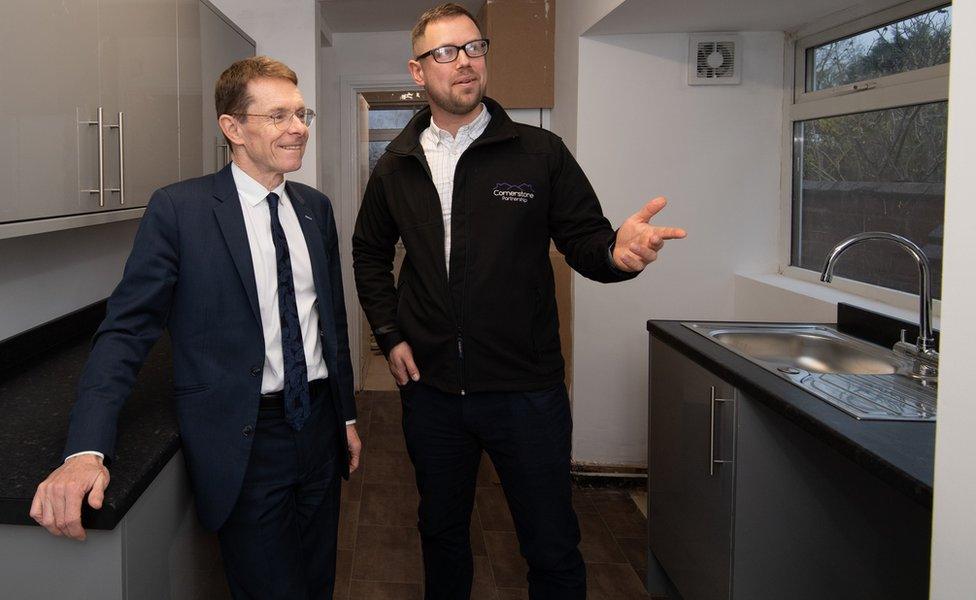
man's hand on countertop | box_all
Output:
[29,454,110,541]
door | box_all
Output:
[0,0,100,223]
[98,0,179,210]
[649,337,736,600]
[198,1,255,176]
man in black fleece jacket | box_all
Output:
[352,4,686,599]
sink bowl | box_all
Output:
[681,323,936,422]
[709,329,900,375]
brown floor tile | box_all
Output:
[590,490,647,539]
[347,580,423,599]
[586,562,650,599]
[476,486,515,532]
[368,396,404,426]
[470,505,488,557]
[367,420,408,453]
[476,452,499,486]
[578,512,627,564]
[615,537,648,580]
[470,555,496,600]
[343,465,364,502]
[363,449,417,486]
[339,500,360,550]
[572,487,599,516]
[352,525,423,583]
[484,531,528,589]
[360,483,419,527]
[334,549,353,599]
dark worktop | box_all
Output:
[0,301,179,529]
[647,311,935,508]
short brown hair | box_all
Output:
[411,3,480,54]
[215,56,298,143]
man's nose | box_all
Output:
[456,50,472,68]
[286,113,308,134]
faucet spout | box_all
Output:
[819,232,936,355]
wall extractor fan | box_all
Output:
[688,33,741,85]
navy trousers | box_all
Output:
[217,382,342,599]
[400,382,586,600]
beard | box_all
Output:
[426,77,485,116]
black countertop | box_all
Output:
[0,303,178,529]
[647,319,935,508]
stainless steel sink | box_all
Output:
[682,323,937,422]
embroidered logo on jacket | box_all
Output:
[492,182,535,203]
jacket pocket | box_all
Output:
[172,383,211,397]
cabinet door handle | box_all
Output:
[81,107,105,206]
[709,386,735,476]
[108,112,125,205]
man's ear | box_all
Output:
[407,59,426,87]
[219,114,245,148]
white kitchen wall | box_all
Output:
[571,32,785,465]
[550,0,626,154]
[0,221,139,340]
[929,1,976,596]
[208,0,320,187]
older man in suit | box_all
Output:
[30,56,360,599]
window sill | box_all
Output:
[734,270,940,329]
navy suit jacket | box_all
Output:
[63,163,356,531]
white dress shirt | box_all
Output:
[231,162,330,393]
[66,164,348,462]
[419,103,491,274]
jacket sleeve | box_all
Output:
[63,188,180,463]
[324,197,357,422]
[352,171,403,355]
[547,137,639,284]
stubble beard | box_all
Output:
[427,81,485,116]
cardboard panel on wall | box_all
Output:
[477,0,555,109]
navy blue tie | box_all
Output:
[266,192,310,430]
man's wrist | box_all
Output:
[65,451,105,464]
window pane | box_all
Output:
[791,102,946,298]
[807,5,951,92]
[368,140,388,173]
[368,108,416,130]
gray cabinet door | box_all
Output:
[99,0,179,210]
[178,0,254,181]
[649,337,736,600]
[0,0,100,223]
[198,1,255,176]
[732,392,931,600]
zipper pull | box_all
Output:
[457,334,464,359]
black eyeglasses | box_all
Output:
[415,38,490,64]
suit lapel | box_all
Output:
[212,164,262,327]
[286,182,337,345]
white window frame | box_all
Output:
[779,0,950,312]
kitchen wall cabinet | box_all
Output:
[648,335,932,600]
[0,1,101,223]
[1,0,253,230]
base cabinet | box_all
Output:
[648,335,931,600]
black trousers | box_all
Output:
[217,382,342,599]
[401,382,586,600]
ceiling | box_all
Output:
[586,0,866,35]
[320,0,484,33]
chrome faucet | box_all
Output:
[820,232,939,380]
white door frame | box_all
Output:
[338,74,421,389]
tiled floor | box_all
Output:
[337,391,651,599]
[180,372,652,598]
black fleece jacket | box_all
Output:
[352,97,636,395]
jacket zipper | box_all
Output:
[404,132,515,396]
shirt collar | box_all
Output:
[231,162,287,207]
[425,102,491,147]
